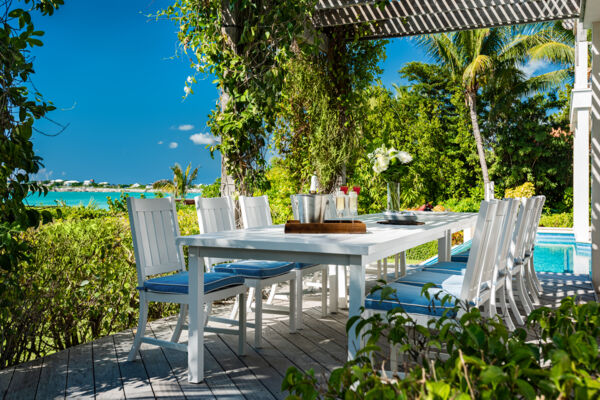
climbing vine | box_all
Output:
[161,0,317,194]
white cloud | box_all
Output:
[169,142,179,149]
[34,168,53,180]
[158,141,163,145]
[178,124,194,131]
[189,133,220,145]
[520,59,550,79]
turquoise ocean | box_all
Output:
[26,191,198,209]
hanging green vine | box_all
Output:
[161,0,317,194]
[275,26,387,192]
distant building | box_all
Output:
[98,181,109,186]
[130,183,141,188]
[145,184,153,190]
[64,180,79,186]
[83,180,92,186]
[51,179,64,184]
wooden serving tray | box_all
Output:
[284,220,367,234]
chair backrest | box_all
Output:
[524,195,545,252]
[507,197,536,270]
[482,198,520,286]
[239,195,272,228]
[460,199,516,302]
[459,200,498,301]
[194,196,237,268]
[127,197,184,286]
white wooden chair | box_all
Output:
[126,197,247,363]
[240,195,328,329]
[365,200,506,368]
[522,196,546,301]
[195,196,297,348]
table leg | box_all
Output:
[347,262,366,360]
[188,247,205,383]
[328,265,338,313]
[438,229,452,262]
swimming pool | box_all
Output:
[443,231,590,275]
[533,232,590,274]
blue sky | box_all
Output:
[29,1,548,185]
[29,1,430,185]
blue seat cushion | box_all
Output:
[450,250,470,263]
[294,263,318,269]
[422,261,466,273]
[214,260,294,278]
[141,272,244,294]
[395,270,464,297]
[365,282,457,317]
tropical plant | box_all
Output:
[415,26,572,189]
[171,162,198,199]
[283,292,600,399]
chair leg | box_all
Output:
[238,292,246,356]
[294,269,304,329]
[266,283,278,305]
[204,303,212,327]
[254,283,263,348]
[377,260,381,280]
[329,265,338,313]
[505,274,525,325]
[247,287,256,313]
[128,292,148,362]
[289,277,297,334]
[399,252,407,278]
[498,285,515,331]
[321,266,328,317]
[170,303,188,343]
[339,265,348,309]
[529,257,543,293]
[394,254,399,279]
[516,272,533,315]
[230,292,241,320]
[383,258,388,280]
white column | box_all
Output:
[591,22,600,292]
[574,22,591,243]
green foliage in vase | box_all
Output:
[283,293,600,399]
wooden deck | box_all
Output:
[1,271,596,400]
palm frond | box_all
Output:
[529,42,574,66]
[524,68,573,94]
[463,54,492,89]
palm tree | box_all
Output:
[416,25,573,188]
[171,162,199,199]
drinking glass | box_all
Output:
[349,191,358,219]
[335,190,346,218]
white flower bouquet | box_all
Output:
[368,145,413,182]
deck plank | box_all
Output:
[4,358,43,400]
[113,329,156,400]
[94,335,125,399]
[35,348,69,400]
[138,324,186,399]
[65,342,95,399]
[0,366,15,400]
[150,318,216,400]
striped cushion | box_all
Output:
[395,271,464,297]
[214,260,294,278]
[450,250,470,263]
[422,261,466,273]
[294,263,318,269]
[142,272,244,294]
[365,282,457,317]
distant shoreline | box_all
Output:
[48,187,203,193]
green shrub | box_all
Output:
[283,295,600,399]
[539,213,573,228]
[504,182,535,199]
[439,197,481,213]
[405,241,437,263]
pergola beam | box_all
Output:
[314,0,580,39]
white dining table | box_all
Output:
[176,211,478,383]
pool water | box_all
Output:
[533,232,590,274]
[445,232,590,275]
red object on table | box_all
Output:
[340,186,349,194]
[352,186,361,195]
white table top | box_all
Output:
[176,212,477,263]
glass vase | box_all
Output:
[386,181,402,212]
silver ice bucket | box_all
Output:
[296,194,329,223]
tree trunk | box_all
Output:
[219,90,236,198]
[465,90,490,187]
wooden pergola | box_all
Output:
[314,0,580,39]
